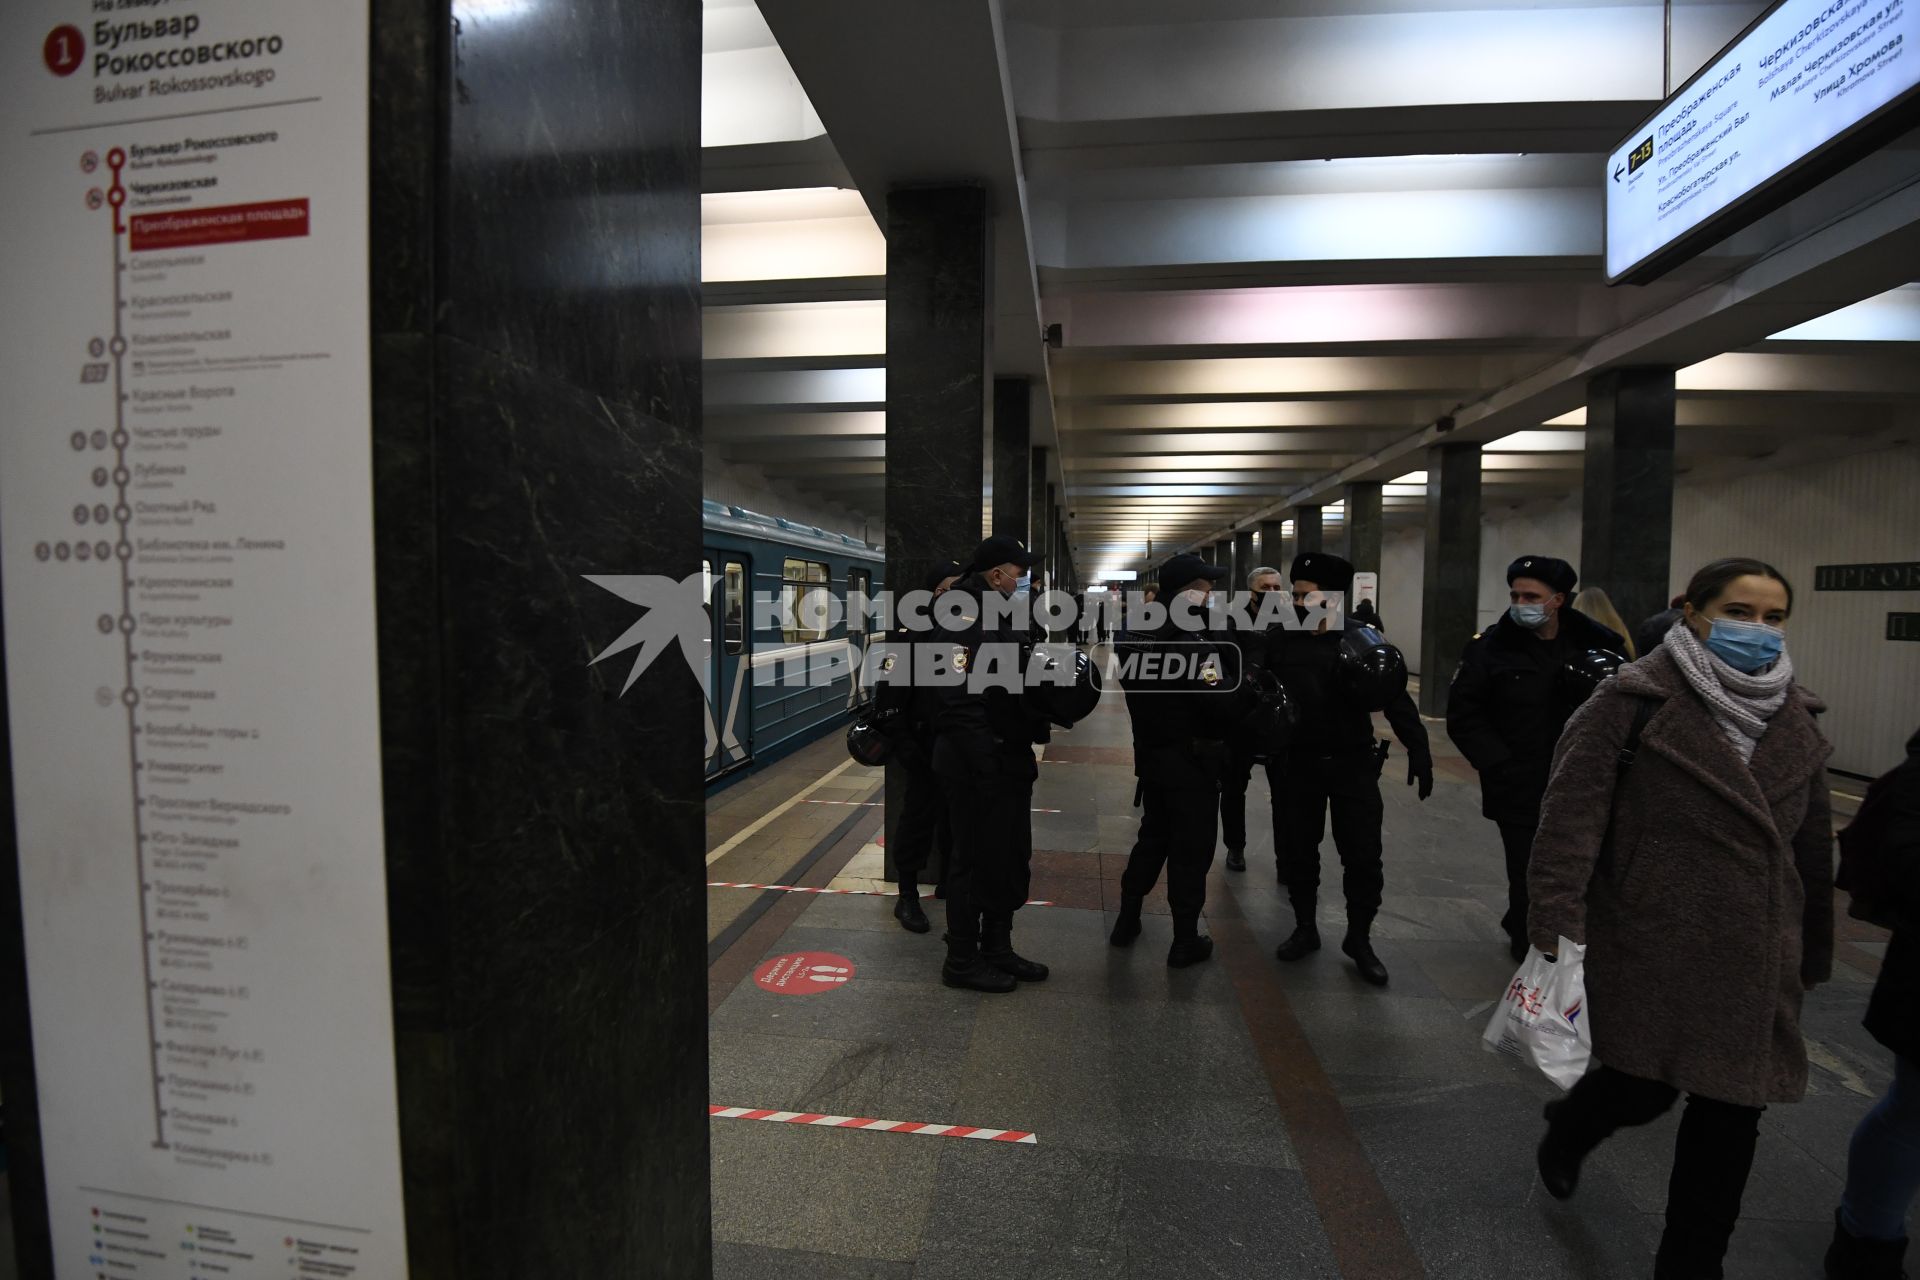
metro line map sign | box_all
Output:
[0,1,409,1275]
[1606,0,1920,283]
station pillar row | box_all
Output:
[992,377,1030,544]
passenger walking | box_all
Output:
[1572,586,1636,659]
[1827,726,1920,1280]
[885,559,962,933]
[1220,563,1285,875]
[1446,556,1626,961]
[1269,552,1432,987]
[1633,594,1688,658]
[1112,553,1248,967]
[1529,557,1834,1280]
[925,535,1052,993]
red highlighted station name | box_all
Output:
[128,198,309,251]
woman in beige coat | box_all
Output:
[1527,557,1834,1280]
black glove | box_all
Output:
[1407,754,1434,801]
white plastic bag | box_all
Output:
[1481,937,1591,1090]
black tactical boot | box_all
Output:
[893,889,930,934]
[1168,935,1215,968]
[1536,1098,1583,1200]
[1342,930,1389,986]
[982,920,1048,982]
[942,937,1017,993]
[1110,896,1143,947]
[1826,1208,1910,1279]
[1275,921,1321,962]
[1224,846,1246,872]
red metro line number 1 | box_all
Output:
[43,24,85,77]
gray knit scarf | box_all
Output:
[1663,618,1794,764]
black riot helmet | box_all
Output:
[1237,665,1298,759]
[1025,645,1103,728]
[845,701,900,766]
[1559,647,1627,708]
[1336,626,1408,711]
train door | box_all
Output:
[704,552,753,779]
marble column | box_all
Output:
[1583,368,1676,634]
[1345,482,1384,575]
[883,185,990,880]
[992,378,1030,543]
[1028,448,1048,582]
[1233,530,1256,591]
[1293,505,1324,556]
[1419,443,1483,716]
[365,0,707,1273]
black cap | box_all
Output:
[1157,553,1227,592]
[1291,551,1355,595]
[1508,555,1577,596]
[965,535,1041,574]
[922,559,964,592]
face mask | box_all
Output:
[1705,618,1785,673]
[1181,587,1210,607]
[1509,603,1550,631]
[1013,573,1031,597]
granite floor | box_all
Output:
[704,663,1888,1280]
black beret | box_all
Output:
[1290,552,1355,595]
[1507,556,1577,595]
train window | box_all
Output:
[848,568,871,635]
[724,562,746,654]
[781,558,830,643]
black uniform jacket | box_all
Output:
[1119,617,1250,786]
[1865,728,1920,1063]
[1266,618,1430,768]
[1445,607,1625,824]
[920,572,1049,781]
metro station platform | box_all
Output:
[703,670,1882,1280]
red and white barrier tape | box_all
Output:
[803,800,1063,814]
[709,1105,1036,1144]
[706,880,1054,907]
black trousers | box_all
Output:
[1121,781,1219,935]
[936,745,1034,953]
[890,754,951,887]
[1275,748,1384,930]
[1553,1066,1764,1278]
[1218,745,1258,850]
[1496,819,1536,943]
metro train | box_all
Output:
[701,499,887,786]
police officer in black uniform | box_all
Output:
[883,559,963,933]
[1270,552,1433,986]
[1445,555,1626,960]
[1112,553,1248,967]
[1220,563,1286,875]
[924,535,1051,993]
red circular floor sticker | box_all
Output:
[754,951,855,996]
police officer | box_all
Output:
[1270,552,1433,986]
[924,535,1051,993]
[1221,564,1285,875]
[1445,555,1626,961]
[1112,553,1247,968]
[883,559,963,933]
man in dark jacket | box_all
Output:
[883,559,962,933]
[1113,553,1249,967]
[923,535,1051,993]
[1829,727,1920,1278]
[1633,595,1686,659]
[1446,555,1625,960]
[1270,552,1433,986]
[1220,562,1285,874]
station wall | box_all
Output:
[1379,442,1920,776]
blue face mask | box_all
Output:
[1014,573,1032,597]
[1705,618,1785,673]
[1508,603,1550,631]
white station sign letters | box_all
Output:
[1606,0,1920,282]
[0,1,409,1275]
